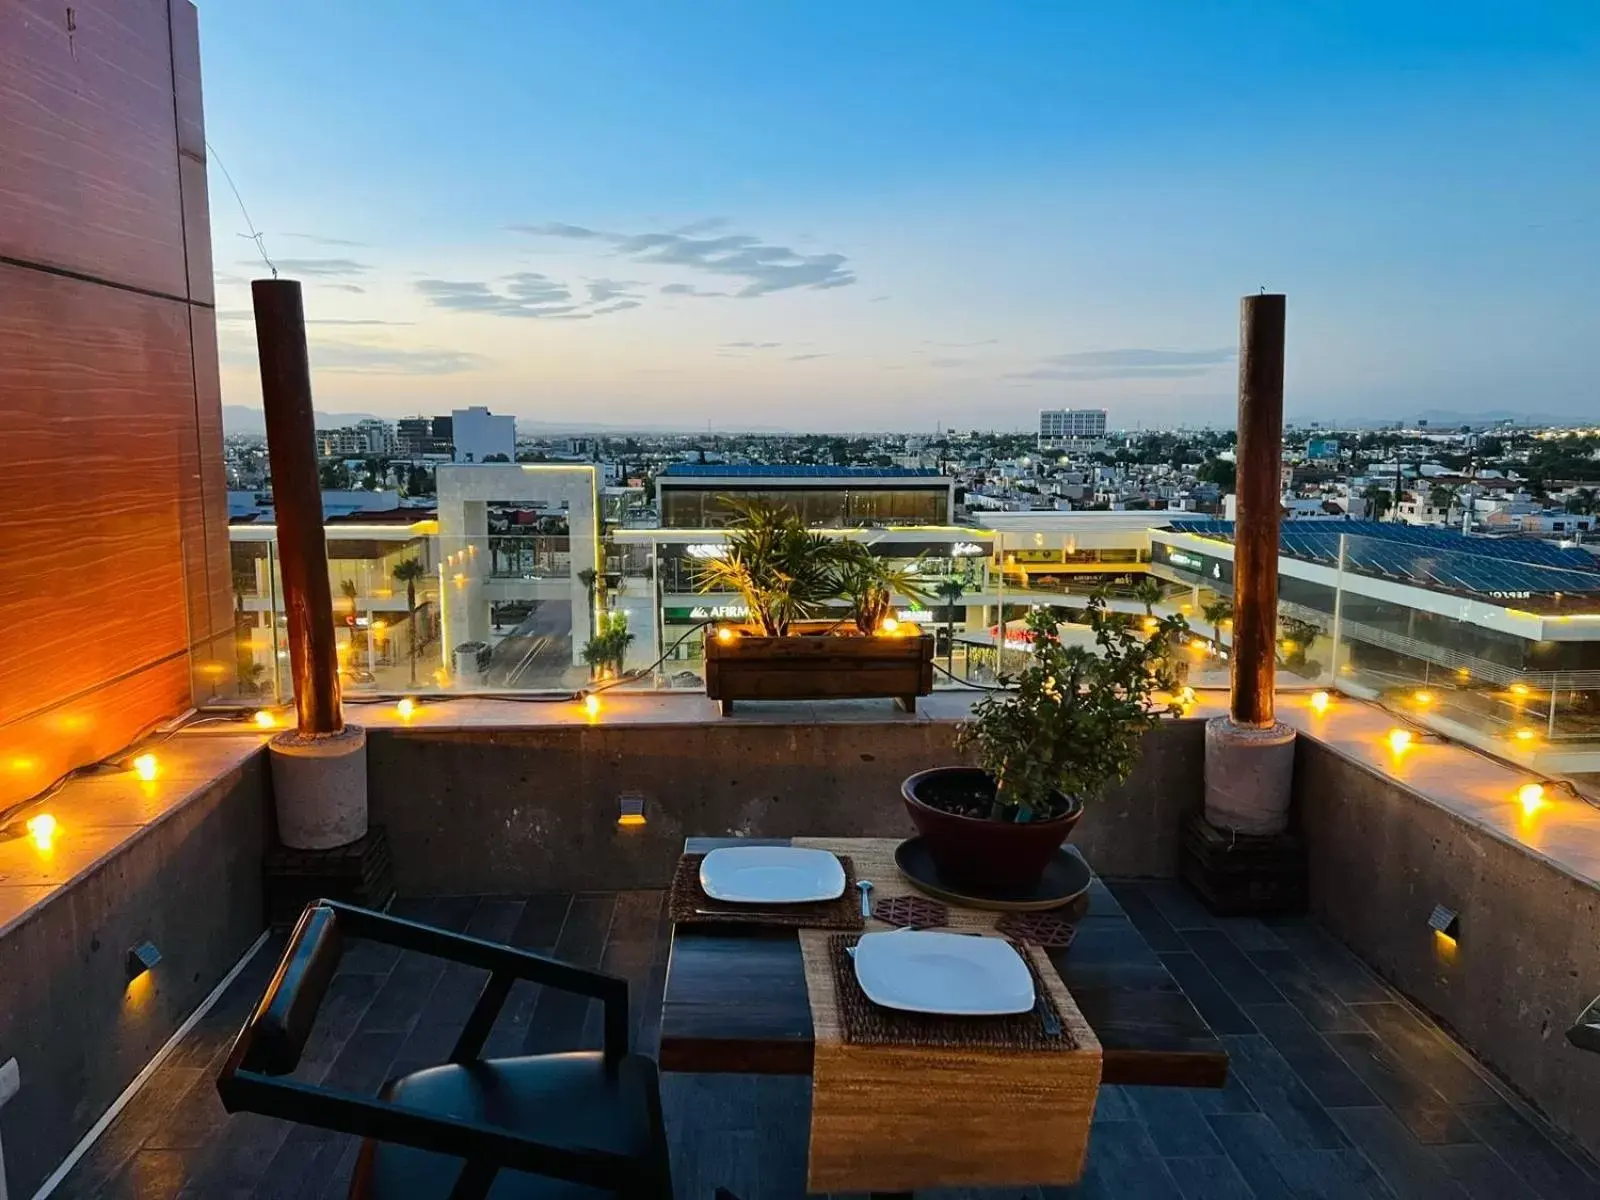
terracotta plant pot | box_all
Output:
[901,766,1082,897]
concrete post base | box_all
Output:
[269,725,368,850]
[1204,715,1297,836]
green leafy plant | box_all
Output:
[937,575,968,671]
[581,610,635,678]
[693,498,852,635]
[1201,597,1233,644]
[955,600,1184,821]
[1132,577,1164,614]
[836,542,934,634]
[392,558,428,685]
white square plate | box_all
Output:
[698,846,846,904]
[852,930,1035,1015]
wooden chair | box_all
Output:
[217,900,673,1199]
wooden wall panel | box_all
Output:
[0,264,194,715]
[0,1,229,810]
[0,0,187,297]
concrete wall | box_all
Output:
[367,717,1207,893]
[1295,738,1600,1159]
[0,759,269,1198]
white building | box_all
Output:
[1038,408,1108,451]
[451,406,516,463]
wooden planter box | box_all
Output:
[705,630,935,715]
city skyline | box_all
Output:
[201,1,1599,431]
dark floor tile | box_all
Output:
[390,894,480,932]
[1268,925,1394,1006]
[1322,1030,1479,1146]
[1092,1083,1138,1125]
[338,934,401,975]
[1182,930,1284,1005]
[1245,1003,1378,1109]
[1217,918,1287,954]
[1105,881,1188,951]
[1220,1034,1350,1150]
[481,893,573,1059]
[1206,1112,1299,1197]
[1041,1119,1183,1199]
[1247,949,1368,1034]
[1187,1072,1259,1116]
[1455,1100,1600,1200]
[1158,951,1256,1036]
[57,1064,202,1196]
[140,1066,234,1151]
[1141,880,1221,931]
[1268,1149,1395,1199]
[1125,1086,1225,1158]
[1348,1004,1501,1107]
[357,946,449,1035]
[103,1148,203,1200]
[464,897,526,943]
[524,892,617,1054]
[1329,1106,1469,1200]
[1166,1155,1257,1200]
[596,890,664,1048]
[1432,1143,1538,1200]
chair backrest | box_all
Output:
[239,904,344,1075]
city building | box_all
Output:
[1038,407,1109,451]
[317,417,398,458]
[396,414,455,457]
[451,405,515,463]
[656,463,956,527]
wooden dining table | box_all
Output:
[659,837,1231,1088]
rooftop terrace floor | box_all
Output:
[54,884,1599,1200]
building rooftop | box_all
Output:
[658,463,946,478]
[1172,519,1600,603]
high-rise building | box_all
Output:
[451,406,515,463]
[397,415,454,456]
[1039,408,1108,450]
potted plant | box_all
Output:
[697,500,936,714]
[902,599,1184,894]
[581,610,635,680]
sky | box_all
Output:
[198,1,1600,432]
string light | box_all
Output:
[1310,690,1330,714]
[716,627,735,645]
[1385,729,1413,755]
[1517,782,1546,813]
[880,616,901,634]
[1413,690,1433,706]
[132,753,158,781]
[396,697,416,721]
[253,710,276,729]
[1513,728,1537,743]
[584,694,601,718]
[26,813,57,851]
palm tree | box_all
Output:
[577,567,600,638]
[1201,597,1233,646]
[339,578,361,653]
[694,498,851,635]
[392,558,427,685]
[1133,577,1164,615]
[936,576,967,673]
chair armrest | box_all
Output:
[217,1069,645,1192]
[321,901,630,1060]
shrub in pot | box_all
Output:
[903,599,1185,895]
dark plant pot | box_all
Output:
[901,766,1083,897]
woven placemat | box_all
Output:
[995,910,1079,948]
[668,853,864,929]
[873,894,950,929]
[827,934,1079,1051]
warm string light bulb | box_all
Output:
[584,693,602,718]
[26,813,57,851]
[1385,728,1413,755]
[716,627,735,645]
[1413,690,1434,706]
[1310,690,1330,714]
[396,697,416,721]
[1513,728,1536,743]
[879,616,901,634]
[1517,782,1546,813]
[254,710,276,730]
[132,753,158,781]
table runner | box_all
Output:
[795,837,1102,1193]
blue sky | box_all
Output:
[200,1,1600,431]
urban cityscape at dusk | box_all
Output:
[5,3,1600,1199]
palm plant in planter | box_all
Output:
[696,499,937,714]
[902,599,1185,894]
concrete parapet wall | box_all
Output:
[1295,737,1600,1159]
[367,716,1208,893]
[0,759,269,1198]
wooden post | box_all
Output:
[253,280,343,736]
[1230,294,1286,729]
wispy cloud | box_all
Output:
[660,282,728,298]
[926,357,969,369]
[416,272,646,320]
[925,338,998,348]
[309,340,485,375]
[788,352,828,361]
[586,278,642,303]
[512,221,856,298]
[592,300,640,315]
[215,309,410,327]
[1009,347,1235,382]
[255,257,371,277]
[323,282,367,294]
[721,340,781,350]
[282,232,370,248]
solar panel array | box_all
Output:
[658,464,946,478]
[1172,519,1600,600]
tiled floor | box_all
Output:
[55,884,1599,1199]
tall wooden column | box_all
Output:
[1231,294,1286,730]
[252,280,343,736]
